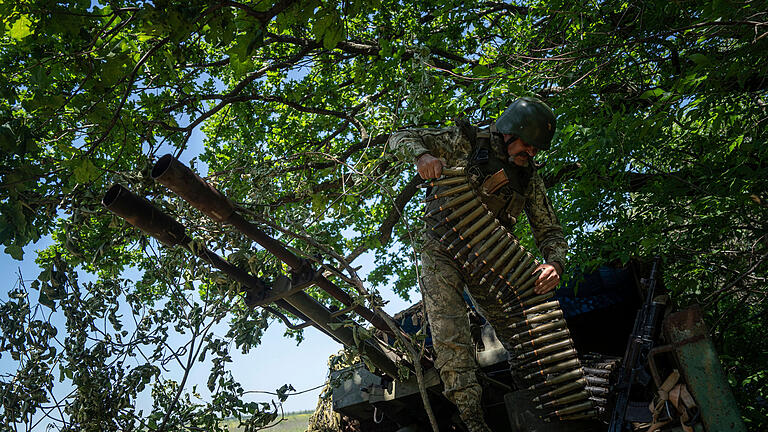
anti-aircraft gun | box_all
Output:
[103,156,746,432]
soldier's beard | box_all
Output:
[509,152,531,166]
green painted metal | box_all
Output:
[663,306,747,432]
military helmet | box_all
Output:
[495,97,556,150]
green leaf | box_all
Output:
[38,289,55,310]
[472,65,492,77]
[9,16,33,40]
[73,159,99,183]
[688,53,711,66]
[314,11,344,50]
[639,88,664,99]
[729,135,744,153]
[4,245,23,260]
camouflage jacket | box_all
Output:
[389,125,568,267]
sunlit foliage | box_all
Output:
[1,0,766,429]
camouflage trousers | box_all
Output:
[421,235,525,432]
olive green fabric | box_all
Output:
[421,235,492,432]
[388,124,569,430]
[388,125,567,266]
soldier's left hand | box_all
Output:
[533,263,561,294]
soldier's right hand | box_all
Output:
[416,153,443,179]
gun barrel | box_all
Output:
[103,184,269,296]
[103,184,402,377]
[103,184,188,247]
[152,154,235,222]
[152,154,399,338]
[152,154,301,268]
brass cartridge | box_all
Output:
[528,369,585,391]
[465,228,505,264]
[441,167,465,176]
[526,358,581,379]
[515,338,574,362]
[509,310,565,330]
[512,319,567,341]
[419,176,467,188]
[455,213,494,242]
[426,190,476,217]
[549,400,594,418]
[502,292,555,314]
[454,222,498,259]
[532,378,587,403]
[537,390,589,410]
[521,348,578,370]
[423,183,472,202]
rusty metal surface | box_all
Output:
[103,184,187,246]
[283,291,401,378]
[103,185,403,378]
[663,305,746,432]
[152,154,235,222]
[151,156,404,339]
[103,184,268,298]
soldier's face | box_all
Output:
[504,135,538,167]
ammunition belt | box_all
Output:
[421,167,612,422]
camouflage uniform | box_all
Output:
[389,125,567,432]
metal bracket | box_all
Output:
[246,263,319,307]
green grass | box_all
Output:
[220,411,312,432]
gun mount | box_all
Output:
[103,156,746,432]
[105,156,413,379]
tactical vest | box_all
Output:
[424,121,534,239]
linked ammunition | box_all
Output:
[515,338,574,362]
[524,358,581,380]
[432,198,480,227]
[471,235,511,273]
[532,378,587,403]
[547,400,594,418]
[585,386,608,396]
[521,348,578,370]
[487,242,519,275]
[502,292,555,314]
[479,244,517,284]
[512,319,567,341]
[478,236,512,268]
[585,375,610,387]
[537,390,589,410]
[523,300,562,316]
[529,369,585,391]
[491,247,526,289]
[516,268,544,294]
[423,183,472,202]
[454,223,498,259]
[509,310,564,330]
[464,228,505,265]
[582,367,611,378]
[455,213,494,242]
[419,176,467,188]
[426,166,594,411]
[426,190,475,217]
[506,254,535,286]
[514,271,546,301]
[588,396,607,406]
[445,205,485,234]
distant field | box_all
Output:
[221,411,312,432]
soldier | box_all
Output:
[388,97,567,432]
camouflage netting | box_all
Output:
[306,350,362,432]
[308,303,433,432]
